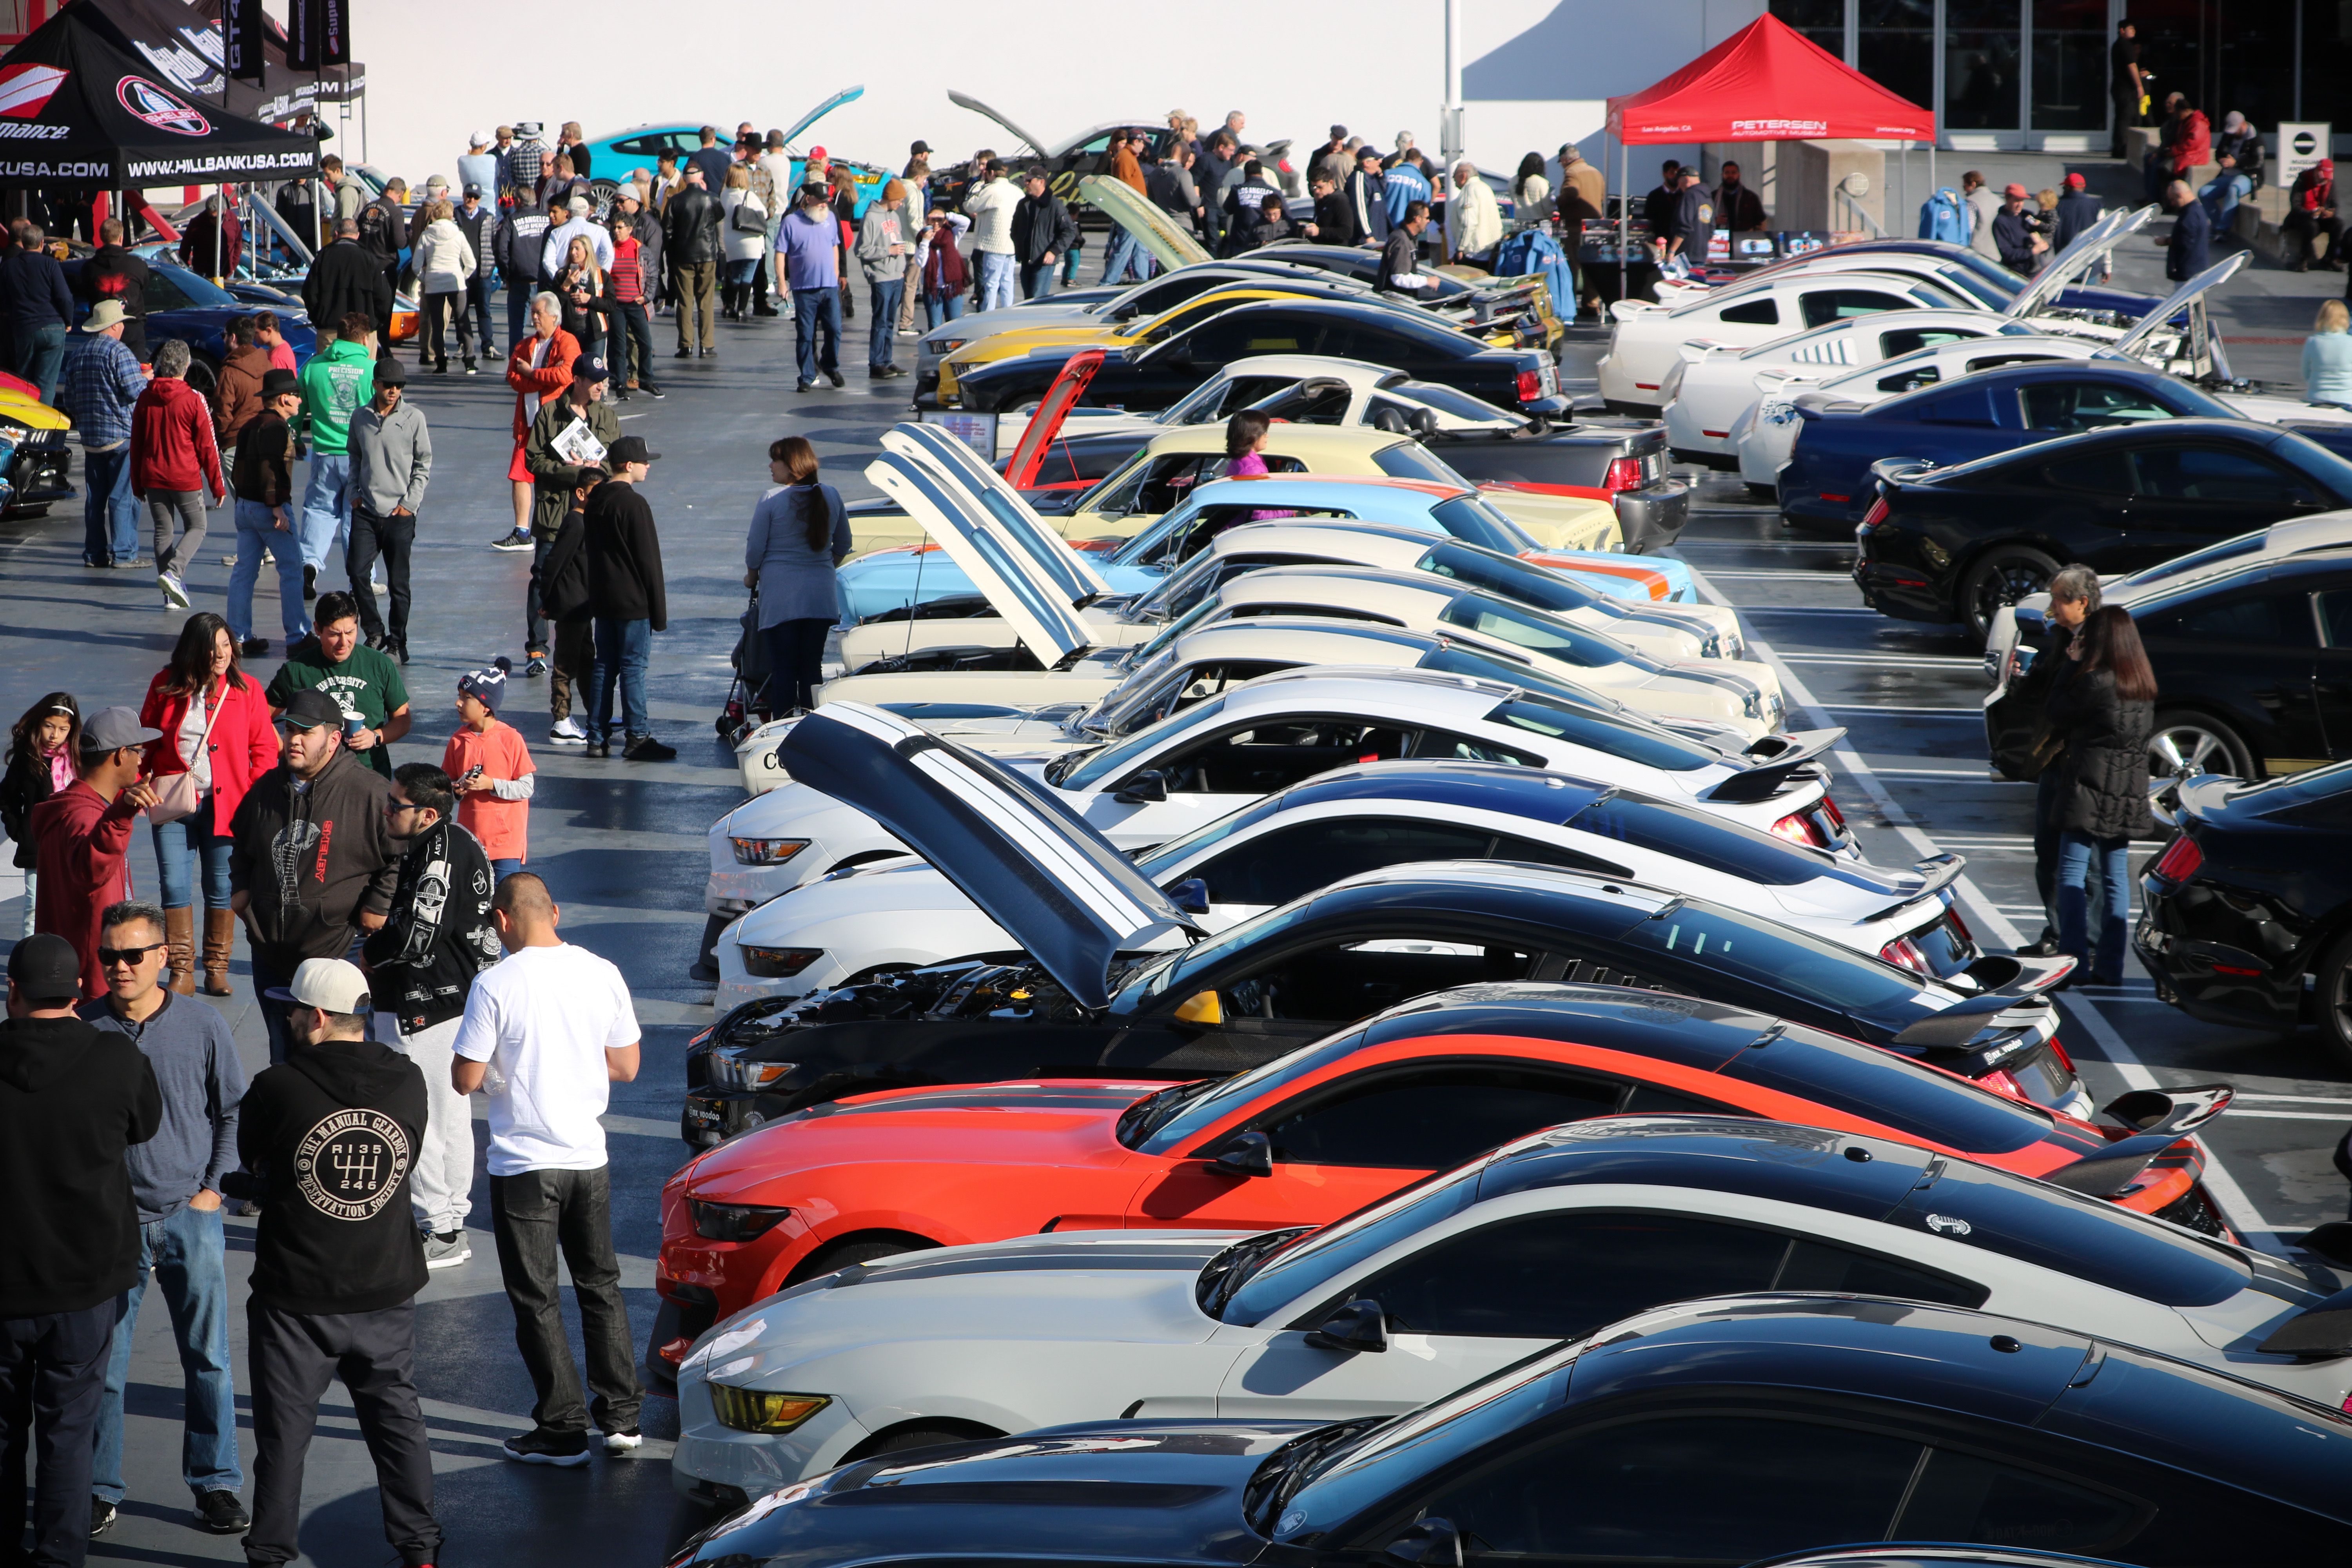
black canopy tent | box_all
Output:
[103,0,365,127]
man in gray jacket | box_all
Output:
[347,359,431,664]
[81,900,249,1539]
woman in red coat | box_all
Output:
[140,612,281,995]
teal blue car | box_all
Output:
[580,86,891,216]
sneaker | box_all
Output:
[524,655,548,678]
[548,716,588,745]
[194,1489,249,1533]
[239,638,270,657]
[645,386,666,399]
[159,570,189,608]
[301,564,317,601]
[422,1230,471,1269]
[501,1428,591,1467]
[489,528,535,553]
[601,1428,644,1454]
[674,347,693,358]
[795,380,813,393]
[115,556,150,570]
[825,369,845,388]
[89,1497,117,1537]
[623,735,678,762]
[465,359,480,374]
[584,736,609,759]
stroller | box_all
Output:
[717,589,773,745]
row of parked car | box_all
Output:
[650,385,2352,1564]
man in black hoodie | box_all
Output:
[228,956,440,1568]
[0,934,161,1567]
[228,688,401,1063]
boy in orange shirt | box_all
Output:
[441,659,535,879]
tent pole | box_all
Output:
[1618,134,1628,305]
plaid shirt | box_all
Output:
[59,331,146,448]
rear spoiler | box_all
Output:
[2045,1082,2234,1200]
[1863,851,1967,923]
[1702,728,1844,804]
[1888,960,2071,1051]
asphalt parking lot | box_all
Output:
[4,214,2348,1565]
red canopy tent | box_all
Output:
[1599,15,1935,293]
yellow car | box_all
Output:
[0,383,74,517]
[1038,423,1620,553]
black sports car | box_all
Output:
[948,298,1570,420]
[2138,760,2352,1058]
[1995,540,2352,782]
[1853,417,2352,639]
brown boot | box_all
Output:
[165,906,197,996]
[202,909,236,996]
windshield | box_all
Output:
[1372,443,1477,488]
[1134,898,1318,1005]
[1417,541,1597,613]
[1619,897,1933,1016]
[1485,692,1720,772]
[1120,597,1221,668]
[1933,258,2020,308]
[1058,691,1229,786]
[1430,495,1541,554]
[2116,530,2267,589]
[1391,381,1515,424]
[151,263,240,309]
[1131,1027,1377,1154]
[1440,593,1638,671]
[1218,1166,1486,1324]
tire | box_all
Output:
[1745,483,1776,501]
[2314,932,2352,1071]
[588,178,619,213]
[1958,545,2061,642]
[2148,709,2254,780]
[782,1231,935,1288]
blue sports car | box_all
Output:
[63,258,317,375]
[582,86,887,217]
[1780,358,2352,531]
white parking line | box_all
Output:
[1817,705,1982,716]
[1776,653,1983,668]
[1677,559,2289,1244]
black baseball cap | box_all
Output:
[8,933,79,1004]
[910,140,932,154]
[608,435,661,465]
[278,688,343,730]
[373,358,407,385]
[573,355,610,385]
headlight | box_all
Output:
[709,1386,830,1434]
[740,946,823,978]
[935,339,967,354]
[731,837,809,866]
[690,1200,792,1242]
[0,417,27,439]
[705,1053,799,1091]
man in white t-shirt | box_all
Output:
[450,872,643,1468]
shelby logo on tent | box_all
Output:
[0,64,65,120]
[116,75,210,137]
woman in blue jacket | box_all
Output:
[744,435,853,717]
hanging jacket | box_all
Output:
[1494,229,1573,318]
[234,1037,426,1315]
[360,816,499,1034]
[0,1013,160,1317]
[226,744,401,964]
[1920,189,1968,244]
[2045,666,2155,840]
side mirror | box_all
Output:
[1166,877,1211,915]
[1382,1516,1459,1567]
[2303,1221,2352,1270]
[1205,1129,1272,1178]
[1113,770,1169,804]
[1305,1297,1388,1354]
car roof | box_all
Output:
[1926,417,2272,482]
[1214,665,1523,718]
[1213,354,1401,385]
[1175,475,1468,514]
[1190,758,1617,834]
[1206,520,1439,560]
[1673,267,1962,315]
[1138,424,1412,459]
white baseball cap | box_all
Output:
[470,129,492,149]
[265,956,372,1014]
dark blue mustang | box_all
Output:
[60,259,317,376]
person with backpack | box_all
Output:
[497,191,554,356]
[80,219,153,361]
[357,181,409,351]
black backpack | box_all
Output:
[358,198,395,256]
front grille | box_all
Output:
[2155,1187,2225,1237]
[15,427,62,447]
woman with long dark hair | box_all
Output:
[744,436,854,717]
[552,234,613,358]
[0,692,79,938]
[138,612,281,993]
[2043,605,2157,985]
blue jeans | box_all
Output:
[589,616,651,740]
[151,793,233,912]
[868,278,903,368]
[15,321,65,405]
[976,250,1017,312]
[923,289,966,331]
[792,285,842,384]
[299,451,351,570]
[1019,261,1056,300]
[81,444,140,564]
[229,497,308,643]
[93,1203,242,1505]
[491,857,523,880]
[506,282,534,350]
[2198,172,2251,232]
[726,258,759,287]
[1101,226,1151,283]
[2056,828,2132,984]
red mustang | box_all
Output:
[649,984,2224,1384]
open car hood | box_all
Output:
[948,90,1051,160]
[2112,250,2249,357]
[778,703,1201,1008]
[1006,348,1110,487]
[779,86,864,152]
[882,423,1112,604]
[1079,174,1214,271]
[2001,204,2152,320]
[865,443,1093,666]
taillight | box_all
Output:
[1769,812,1827,848]
[1944,902,1971,946]
[2150,835,2203,884]
[1859,494,1890,533]
[1879,936,1932,974]
[1517,369,1543,403]
[1817,793,1847,833]
[2048,1036,2074,1073]
[1603,456,1643,492]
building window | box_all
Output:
[2214,0,2296,132]
[1947,0,2024,130]
[2031,0,2109,129]
[2305,0,2352,130]
[1860,0,1937,112]
[1771,0,1849,60]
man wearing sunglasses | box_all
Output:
[81,900,249,1539]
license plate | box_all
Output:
[683,1099,722,1128]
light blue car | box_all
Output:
[839,475,1697,623]
[579,87,889,216]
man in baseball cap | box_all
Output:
[0,931,162,1559]
[580,434,673,759]
[233,954,441,1568]
[29,707,160,999]
[1991,183,2046,276]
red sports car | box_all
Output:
[650,983,2225,1383]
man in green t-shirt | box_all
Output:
[264,590,412,778]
